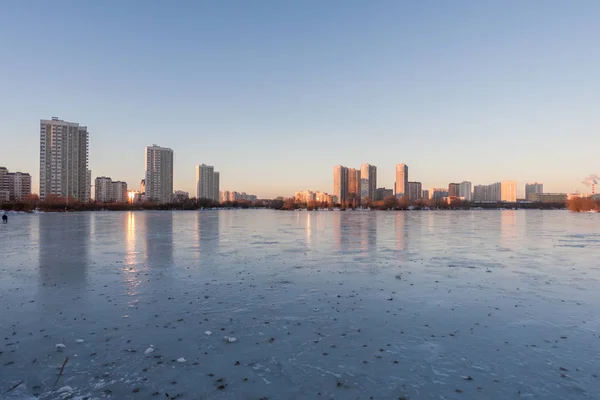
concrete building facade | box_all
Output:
[145,145,174,203]
[95,177,113,203]
[347,168,361,204]
[2,171,32,201]
[501,181,517,202]
[448,183,460,197]
[395,163,408,198]
[407,181,422,202]
[525,183,544,200]
[94,177,127,202]
[360,163,377,202]
[333,165,348,204]
[529,193,566,203]
[431,188,449,199]
[213,172,220,203]
[196,164,220,202]
[112,181,128,203]
[375,187,394,201]
[40,118,90,201]
[459,181,472,201]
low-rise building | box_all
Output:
[375,187,394,201]
[222,191,258,202]
[3,172,32,201]
[529,193,567,203]
[173,190,189,203]
[431,188,449,199]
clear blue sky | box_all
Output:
[1,0,599,198]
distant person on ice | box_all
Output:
[2,214,7,223]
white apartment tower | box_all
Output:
[145,145,174,203]
[459,181,472,201]
[40,117,90,201]
[196,164,220,202]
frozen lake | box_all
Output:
[1,210,599,399]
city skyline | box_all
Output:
[1,3,599,197]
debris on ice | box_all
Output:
[55,344,66,351]
[75,339,84,343]
[144,347,155,355]
[224,336,237,343]
[205,331,212,335]
[177,357,186,363]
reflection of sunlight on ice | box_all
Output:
[125,212,138,266]
[123,266,141,297]
[123,213,142,296]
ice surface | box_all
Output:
[1,210,599,399]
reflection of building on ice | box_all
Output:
[197,211,220,258]
[144,213,173,268]
[395,212,406,251]
[500,210,517,246]
[360,212,377,254]
[39,214,89,287]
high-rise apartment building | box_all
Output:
[407,182,422,201]
[112,181,127,202]
[488,182,501,201]
[347,168,361,204]
[360,163,377,202]
[525,183,544,200]
[94,176,128,202]
[213,172,220,203]
[422,189,430,200]
[473,185,487,202]
[40,118,90,201]
[145,145,174,203]
[459,181,472,201]
[196,164,220,202]
[473,182,502,202]
[395,163,408,198]
[0,169,32,201]
[448,183,460,197]
[95,177,113,202]
[333,165,348,204]
[501,181,517,202]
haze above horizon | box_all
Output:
[1,0,599,198]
